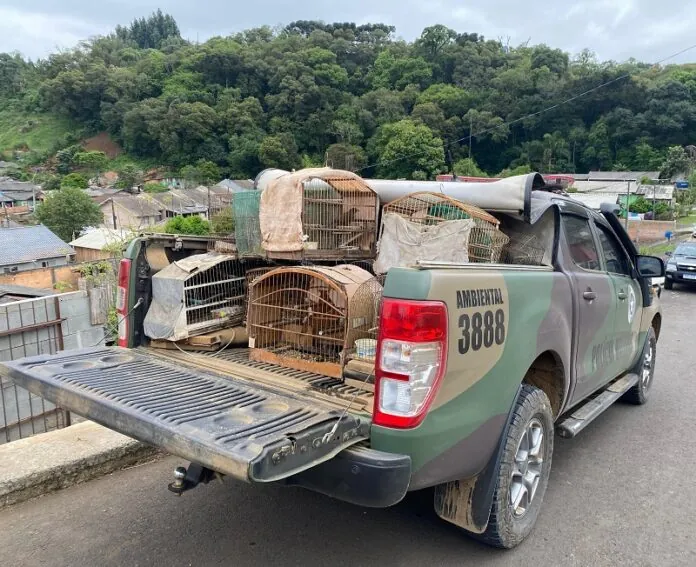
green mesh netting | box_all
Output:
[234,191,262,256]
[426,203,470,224]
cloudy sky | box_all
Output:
[2,0,696,64]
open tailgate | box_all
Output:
[1,347,369,482]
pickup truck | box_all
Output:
[1,177,665,549]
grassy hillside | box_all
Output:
[0,107,80,155]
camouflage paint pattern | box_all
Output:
[370,224,661,490]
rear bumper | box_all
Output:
[284,446,411,508]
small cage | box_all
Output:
[259,170,380,261]
[234,191,262,257]
[503,232,547,266]
[380,192,510,264]
[144,253,247,342]
[344,274,386,363]
[247,264,375,378]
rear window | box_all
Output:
[562,215,600,271]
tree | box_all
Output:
[453,157,488,177]
[75,151,108,178]
[373,120,445,179]
[325,143,367,171]
[60,173,88,189]
[195,159,221,185]
[162,215,210,235]
[498,164,532,177]
[116,163,143,189]
[35,186,103,241]
[660,146,694,179]
[258,134,301,170]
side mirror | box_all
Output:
[635,255,665,278]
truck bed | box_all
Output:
[1,346,372,483]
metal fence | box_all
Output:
[0,295,72,444]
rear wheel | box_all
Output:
[623,327,656,405]
[664,279,673,290]
[473,385,554,549]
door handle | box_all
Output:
[583,290,597,301]
[617,290,627,300]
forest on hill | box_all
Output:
[2,10,696,182]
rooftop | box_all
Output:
[587,171,661,182]
[215,179,254,192]
[0,225,74,267]
[105,195,162,217]
[0,284,55,304]
[70,227,133,251]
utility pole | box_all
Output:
[624,180,630,229]
[111,199,118,229]
[207,186,211,220]
[468,114,474,159]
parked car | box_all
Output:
[665,242,696,289]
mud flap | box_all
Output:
[1,347,369,482]
[433,385,522,533]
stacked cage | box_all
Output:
[300,176,379,259]
[246,264,378,378]
[378,192,510,266]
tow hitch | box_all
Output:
[167,463,220,496]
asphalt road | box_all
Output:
[1,289,696,567]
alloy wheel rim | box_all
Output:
[642,342,654,389]
[510,417,544,517]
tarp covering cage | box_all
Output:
[256,168,379,259]
[374,192,509,273]
[144,253,247,341]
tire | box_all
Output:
[664,279,673,290]
[473,385,554,549]
[622,327,657,405]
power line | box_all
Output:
[358,41,696,174]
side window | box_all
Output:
[595,223,632,276]
[562,215,600,271]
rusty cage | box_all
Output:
[381,192,510,263]
[247,264,380,378]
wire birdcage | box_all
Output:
[144,253,247,341]
[344,274,386,362]
[234,190,262,256]
[502,232,547,266]
[381,192,509,263]
[247,264,375,378]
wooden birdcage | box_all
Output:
[381,192,510,263]
[247,264,376,378]
[259,170,380,261]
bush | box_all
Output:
[60,172,88,189]
[143,181,169,193]
[211,208,234,234]
[163,215,210,235]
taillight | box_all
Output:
[373,299,448,429]
[117,258,132,347]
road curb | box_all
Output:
[0,421,162,510]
